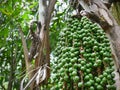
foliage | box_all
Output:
[50,1,69,50]
[0,0,39,89]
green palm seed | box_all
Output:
[78,82,83,87]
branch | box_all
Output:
[19,26,33,75]
[47,0,57,26]
[45,0,57,80]
[19,26,35,89]
[19,26,29,64]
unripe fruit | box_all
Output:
[50,16,115,89]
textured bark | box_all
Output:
[35,0,57,82]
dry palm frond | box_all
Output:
[20,64,49,90]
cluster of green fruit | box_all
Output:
[50,16,116,90]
